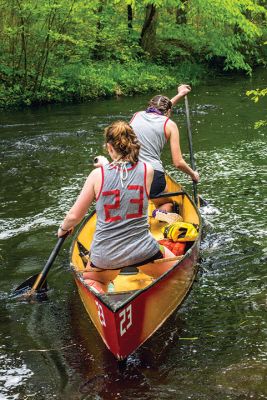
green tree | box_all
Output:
[156,0,267,72]
[0,0,266,107]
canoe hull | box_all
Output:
[74,238,199,360]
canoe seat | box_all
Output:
[119,266,139,275]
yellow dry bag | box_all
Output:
[162,222,199,242]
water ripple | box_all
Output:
[0,345,33,399]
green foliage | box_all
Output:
[254,120,267,129]
[246,88,267,103]
[157,0,267,73]
[0,58,205,107]
[0,0,266,107]
[246,87,267,129]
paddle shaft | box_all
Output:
[31,236,66,291]
[184,95,198,206]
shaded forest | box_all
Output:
[0,0,266,107]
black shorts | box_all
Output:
[150,170,166,198]
[90,250,163,270]
[127,250,163,269]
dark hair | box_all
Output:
[104,121,140,164]
[148,95,172,115]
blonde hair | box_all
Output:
[104,121,140,164]
[148,95,172,115]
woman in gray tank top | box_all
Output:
[130,84,200,212]
[58,121,176,293]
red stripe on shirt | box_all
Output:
[143,162,149,198]
[129,112,138,124]
[96,166,104,201]
[164,117,169,140]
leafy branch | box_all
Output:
[246,88,267,129]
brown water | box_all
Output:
[0,68,266,399]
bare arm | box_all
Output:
[58,168,101,237]
[166,120,199,182]
[170,84,191,106]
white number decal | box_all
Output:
[95,301,106,327]
[119,304,132,336]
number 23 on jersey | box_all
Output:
[102,185,144,223]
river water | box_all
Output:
[0,69,266,400]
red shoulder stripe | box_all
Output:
[129,112,139,124]
[164,117,169,141]
[143,162,149,198]
[95,166,104,201]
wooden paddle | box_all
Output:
[13,235,67,299]
[184,95,208,207]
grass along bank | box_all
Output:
[0,61,205,108]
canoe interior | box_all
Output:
[70,175,201,310]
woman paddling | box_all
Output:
[130,84,199,212]
[58,121,175,293]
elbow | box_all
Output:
[173,159,184,169]
[66,211,82,226]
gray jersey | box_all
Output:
[130,111,169,173]
[90,161,159,269]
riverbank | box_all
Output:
[0,60,206,109]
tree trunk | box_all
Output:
[127,4,133,31]
[176,0,188,25]
[93,0,105,59]
[16,0,28,88]
[140,4,158,54]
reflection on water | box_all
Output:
[0,69,266,399]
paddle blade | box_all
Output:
[13,274,49,299]
[198,195,209,207]
[12,236,67,300]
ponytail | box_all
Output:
[104,121,140,164]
